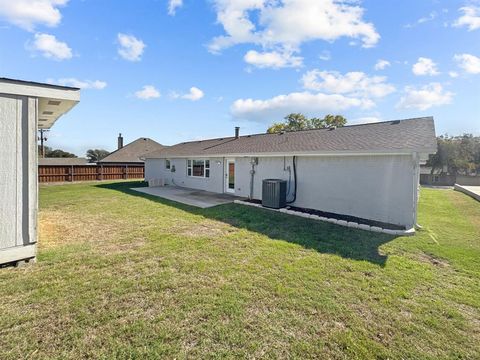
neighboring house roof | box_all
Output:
[38,157,89,166]
[98,138,165,163]
[145,117,437,158]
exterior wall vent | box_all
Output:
[262,179,287,209]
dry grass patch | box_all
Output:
[39,208,147,255]
[177,219,236,238]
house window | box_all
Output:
[187,159,210,178]
[165,159,171,170]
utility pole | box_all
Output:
[38,129,49,158]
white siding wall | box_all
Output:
[146,154,416,228]
[236,155,415,228]
[145,157,225,193]
[0,95,19,250]
[144,158,163,181]
[0,95,37,263]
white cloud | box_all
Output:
[319,50,331,61]
[0,0,68,31]
[117,33,145,62]
[135,85,160,100]
[29,33,72,60]
[454,53,480,74]
[397,83,453,111]
[301,70,395,98]
[405,11,437,28]
[231,91,374,122]
[244,49,303,69]
[49,78,107,89]
[182,87,204,101]
[168,0,183,16]
[374,59,390,70]
[453,6,480,31]
[418,11,437,24]
[412,57,439,76]
[171,87,205,101]
[233,67,394,122]
[209,0,379,55]
[449,71,459,78]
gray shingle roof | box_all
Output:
[145,117,437,158]
[38,158,89,166]
[99,138,165,163]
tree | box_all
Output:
[48,149,78,158]
[267,113,347,133]
[38,145,77,158]
[319,114,347,128]
[86,149,110,163]
[426,134,480,175]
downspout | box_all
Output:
[413,152,421,229]
[284,156,292,196]
[223,157,226,193]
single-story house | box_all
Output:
[98,134,165,165]
[144,117,437,230]
[0,78,80,265]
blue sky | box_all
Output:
[0,0,479,156]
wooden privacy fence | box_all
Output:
[38,164,144,183]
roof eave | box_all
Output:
[144,148,436,159]
[1,78,80,130]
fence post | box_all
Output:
[70,165,74,182]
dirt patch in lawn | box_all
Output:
[416,252,450,268]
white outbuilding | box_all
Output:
[0,78,80,266]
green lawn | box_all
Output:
[1,181,479,359]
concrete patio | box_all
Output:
[131,185,242,208]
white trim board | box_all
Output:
[0,81,80,101]
[0,244,36,265]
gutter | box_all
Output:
[143,150,435,160]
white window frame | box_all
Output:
[187,159,210,178]
[165,159,171,170]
